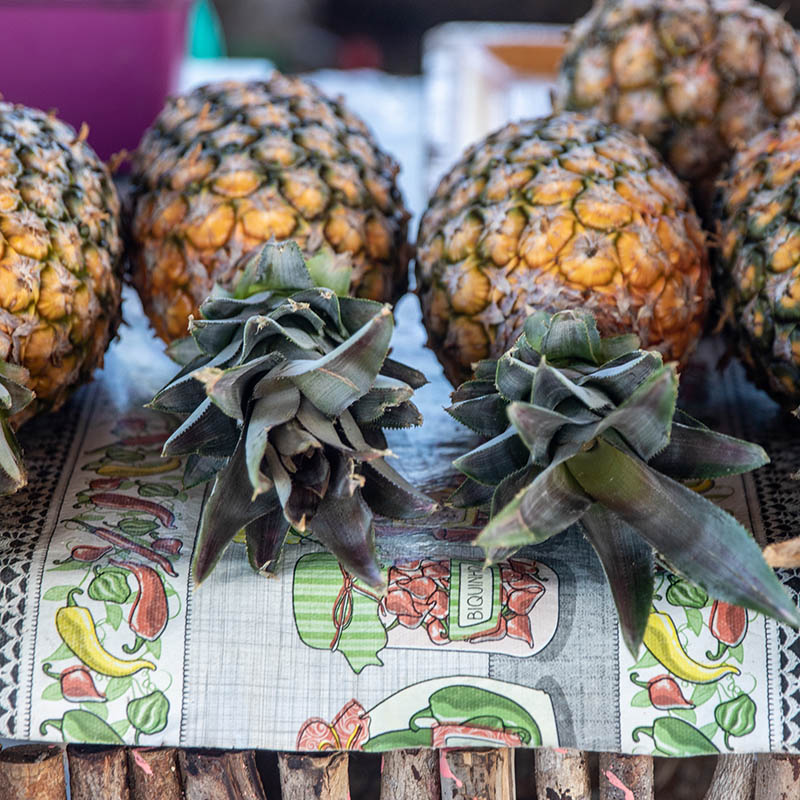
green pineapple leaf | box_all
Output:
[448,308,799,655]
[153,241,435,588]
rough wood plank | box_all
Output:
[128,748,182,800]
[0,744,66,800]
[755,753,800,800]
[180,749,267,800]
[440,748,514,800]
[535,748,591,800]
[277,752,349,800]
[67,746,130,800]
[380,749,440,799]
[703,754,756,800]
[599,753,653,800]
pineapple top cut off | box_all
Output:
[130,74,412,343]
[416,114,710,387]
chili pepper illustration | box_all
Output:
[55,588,155,677]
[57,544,112,564]
[386,587,416,617]
[707,600,748,660]
[714,695,756,750]
[633,717,718,756]
[95,457,181,478]
[42,663,105,703]
[506,614,535,648]
[630,672,694,710]
[426,618,449,644]
[88,477,123,491]
[469,614,507,643]
[40,710,124,744]
[87,493,175,528]
[409,686,541,746]
[69,519,178,576]
[397,613,425,629]
[110,560,168,654]
[507,587,542,616]
[152,537,183,555]
[406,576,437,600]
[665,577,708,609]
[644,610,740,683]
[127,690,169,745]
[421,560,449,579]
[88,568,131,604]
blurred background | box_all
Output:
[213,0,799,72]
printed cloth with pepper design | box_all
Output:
[1,289,800,758]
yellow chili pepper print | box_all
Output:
[644,609,740,684]
[95,457,181,478]
[56,589,155,677]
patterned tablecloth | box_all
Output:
[2,71,800,757]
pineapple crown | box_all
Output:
[0,361,34,495]
[448,309,800,654]
[151,241,435,588]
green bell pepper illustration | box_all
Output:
[408,686,541,746]
[665,577,708,609]
[40,710,124,744]
[88,567,131,604]
[633,717,718,756]
[127,690,169,745]
[714,695,756,750]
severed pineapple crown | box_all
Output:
[151,241,435,588]
[448,309,800,653]
[0,361,34,495]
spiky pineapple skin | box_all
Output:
[716,112,800,405]
[554,0,800,189]
[416,114,710,386]
[130,75,411,343]
[0,103,122,426]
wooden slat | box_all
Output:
[534,748,591,800]
[0,744,66,800]
[179,749,267,799]
[380,748,440,799]
[599,753,653,800]
[128,748,182,800]
[703,754,756,800]
[67,746,130,800]
[277,752,349,800]
[440,748,514,800]
[755,753,800,800]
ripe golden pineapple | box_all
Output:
[416,114,710,386]
[0,103,123,492]
[716,112,800,405]
[554,0,800,199]
[130,74,411,343]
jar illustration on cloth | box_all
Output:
[292,553,559,673]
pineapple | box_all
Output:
[716,112,800,405]
[553,0,800,202]
[151,241,435,587]
[448,309,798,653]
[0,104,123,493]
[416,113,710,387]
[130,75,411,344]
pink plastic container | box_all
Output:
[0,1,193,161]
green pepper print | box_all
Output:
[715,695,756,750]
[117,517,159,537]
[137,482,178,498]
[665,577,708,609]
[127,690,169,744]
[409,686,541,746]
[40,710,124,744]
[88,568,131,603]
[633,717,718,756]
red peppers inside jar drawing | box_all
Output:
[379,557,546,649]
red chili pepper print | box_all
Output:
[152,537,183,555]
[630,672,695,710]
[87,493,176,528]
[111,560,169,650]
[70,544,113,563]
[42,663,105,702]
[296,700,369,751]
